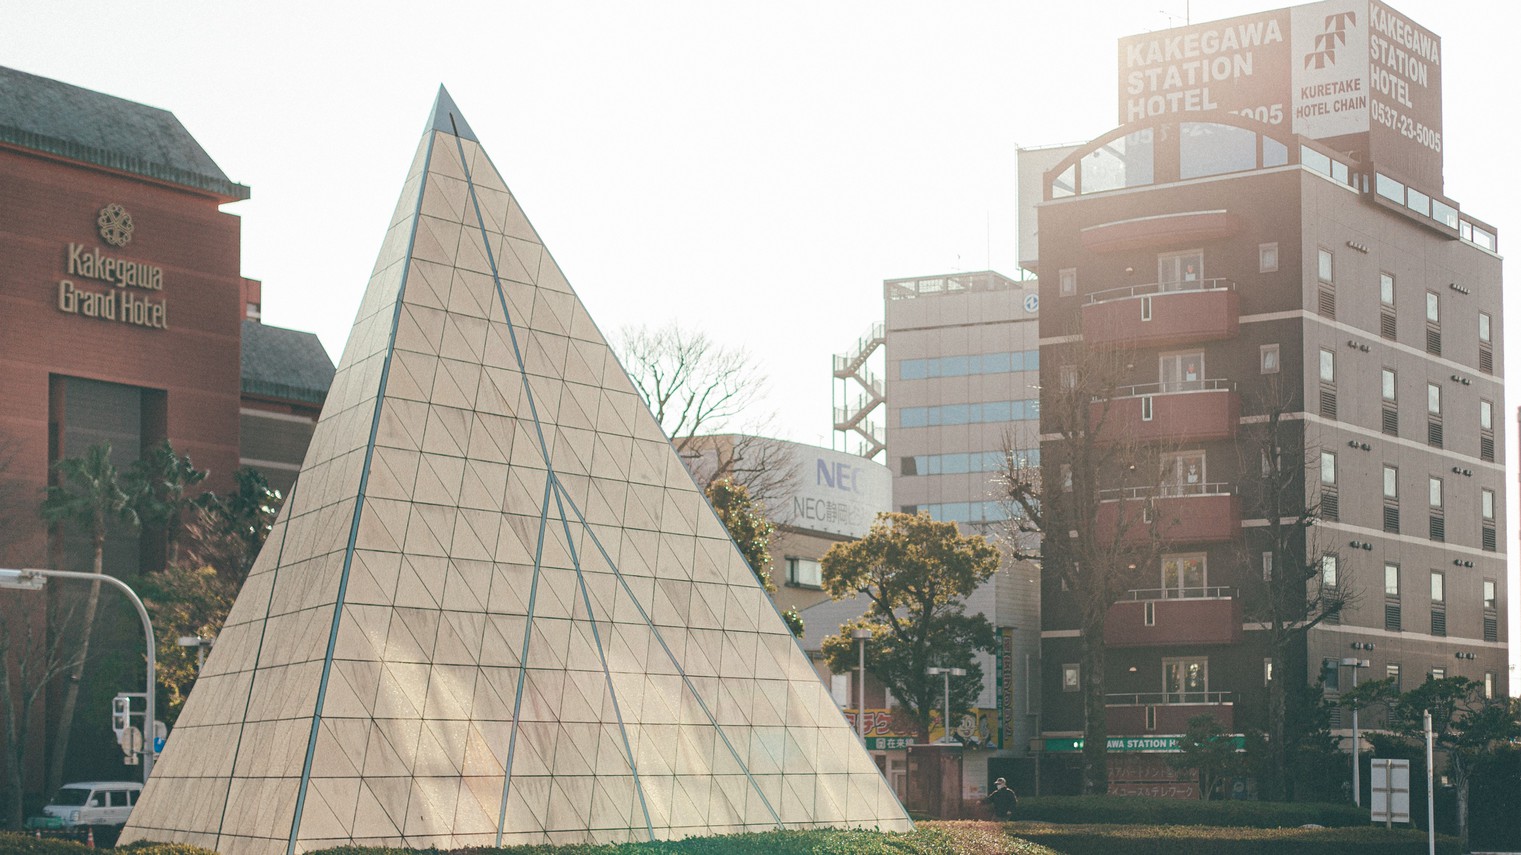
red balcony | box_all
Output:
[1092,381,1239,444]
[1107,588,1244,647]
[1097,486,1241,545]
[1082,280,1239,349]
[1107,693,1235,735]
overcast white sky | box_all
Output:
[3,1,1517,667]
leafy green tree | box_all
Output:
[1167,713,1246,800]
[137,564,238,725]
[1342,675,1521,845]
[705,477,777,593]
[128,440,206,568]
[185,466,283,580]
[38,443,139,794]
[820,512,1000,742]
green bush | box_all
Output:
[308,825,1060,855]
[1016,796,1366,828]
[0,831,221,855]
[1007,822,1460,855]
[115,842,221,855]
[0,831,94,854]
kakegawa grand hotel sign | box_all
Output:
[55,204,168,329]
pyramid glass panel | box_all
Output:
[121,86,909,853]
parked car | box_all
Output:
[31,781,142,830]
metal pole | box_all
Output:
[943,671,951,742]
[1424,710,1435,855]
[858,637,867,743]
[1383,760,1391,830]
[9,569,156,781]
[1351,664,1360,807]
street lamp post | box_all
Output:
[851,628,871,744]
[926,667,966,743]
[1340,653,1371,806]
[0,568,158,782]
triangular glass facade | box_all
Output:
[121,89,910,854]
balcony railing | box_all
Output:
[1099,482,1233,501]
[1096,484,1240,544]
[1084,278,1235,306]
[1106,691,1232,706]
[1104,378,1234,399]
[1108,590,1244,646]
[1082,278,1240,349]
[1120,586,1232,601]
[1093,380,1239,444]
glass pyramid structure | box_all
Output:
[120,88,911,854]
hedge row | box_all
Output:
[1,826,1059,855]
[310,825,1060,855]
[0,832,217,855]
[1007,822,1460,855]
[1015,796,1366,828]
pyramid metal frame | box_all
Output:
[121,88,910,854]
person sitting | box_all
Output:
[984,777,1018,820]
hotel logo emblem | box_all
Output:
[96,203,134,247]
[1304,11,1356,69]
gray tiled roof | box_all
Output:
[240,320,335,405]
[0,65,249,200]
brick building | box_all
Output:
[1029,1,1506,796]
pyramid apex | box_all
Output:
[429,85,477,141]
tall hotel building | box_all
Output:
[1029,1,1507,792]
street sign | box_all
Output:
[1370,758,1410,825]
[120,726,142,765]
[1042,734,1247,753]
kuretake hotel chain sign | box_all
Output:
[1118,0,1443,189]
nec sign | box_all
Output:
[816,459,860,492]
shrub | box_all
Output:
[0,832,94,854]
[308,826,1060,855]
[1007,822,1460,855]
[1016,796,1365,828]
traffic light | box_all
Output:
[112,694,130,737]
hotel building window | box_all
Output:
[1425,291,1441,355]
[1379,272,1396,339]
[1162,554,1206,598]
[1385,562,1402,632]
[1259,243,1278,273]
[1427,382,1443,447]
[1319,348,1336,418]
[1428,476,1444,542]
[1382,368,1398,435]
[1478,311,1493,373]
[1480,398,1495,462]
[1481,488,1496,551]
[1059,267,1077,297]
[1163,657,1208,703]
[1259,343,1280,374]
[1383,465,1400,533]
[1317,248,1335,317]
[1158,249,1202,289]
[1320,451,1338,520]
[1431,571,1446,637]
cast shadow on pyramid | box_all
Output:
[119,86,911,854]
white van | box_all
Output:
[38,781,143,828]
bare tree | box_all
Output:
[1001,345,1174,795]
[0,434,83,828]
[0,596,84,828]
[616,323,795,507]
[1233,382,1350,800]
